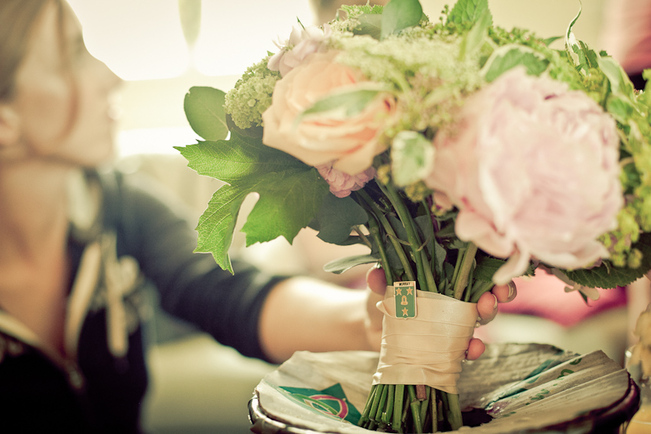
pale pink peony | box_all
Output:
[425,67,622,285]
[262,51,395,175]
[317,163,375,198]
[267,24,332,77]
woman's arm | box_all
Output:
[258,267,516,364]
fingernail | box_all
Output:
[507,281,516,298]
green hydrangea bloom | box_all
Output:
[224,57,280,129]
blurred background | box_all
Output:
[66,0,608,159]
[64,1,633,433]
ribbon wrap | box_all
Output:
[372,287,477,394]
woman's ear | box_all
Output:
[0,105,20,148]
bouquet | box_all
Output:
[177,0,651,431]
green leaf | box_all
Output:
[607,97,635,123]
[564,263,644,289]
[564,4,583,68]
[184,86,228,141]
[458,8,491,59]
[447,0,490,27]
[175,134,305,184]
[311,194,368,245]
[241,171,330,245]
[323,254,380,274]
[391,131,434,187]
[195,185,250,273]
[599,56,633,95]
[354,13,383,39]
[381,0,423,39]
[563,233,651,289]
[178,131,331,272]
[482,46,550,82]
[298,86,385,122]
[598,56,638,123]
[542,36,562,46]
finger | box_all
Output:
[476,292,498,325]
[491,280,517,303]
[366,266,387,296]
[466,338,485,360]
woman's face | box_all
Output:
[8,1,121,167]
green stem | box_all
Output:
[357,190,415,281]
[368,385,382,426]
[358,384,377,426]
[464,266,475,302]
[375,384,389,422]
[366,213,394,285]
[393,384,404,432]
[470,280,496,303]
[378,181,436,293]
[352,225,373,250]
[453,243,478,300]
[408,386,423,434]
[431,388,438,433]
[445,393,463,431]
[421,199,439,281]
[382,385,395,424]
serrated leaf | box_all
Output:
[184,86,228,141]
[381,0,423,39]
[324,254,380,274]
[447,0,490,27]
[175,134,307,184]
[482,46,550,82]
[564,263,643,289]
[391,131,435,186]
[311,194,368,245]
[563,233,651,289]
[178,130,331,272]
[195,185,250,273]
[242,170,330,245]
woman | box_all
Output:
[0,1,512,431]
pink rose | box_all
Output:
[317,163,375,198]
[262,51,395,175]
[268,24,332,77]
[426,67,622,284]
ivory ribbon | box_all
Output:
[372,287,478,394]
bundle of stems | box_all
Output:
[358,384,462,433]
[353,176,493,433]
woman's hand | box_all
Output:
[364,267,517,360]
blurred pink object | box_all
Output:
[498,268,627,328]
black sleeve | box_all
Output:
[105,171,285,361]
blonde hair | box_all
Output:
[0,0,64,102]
